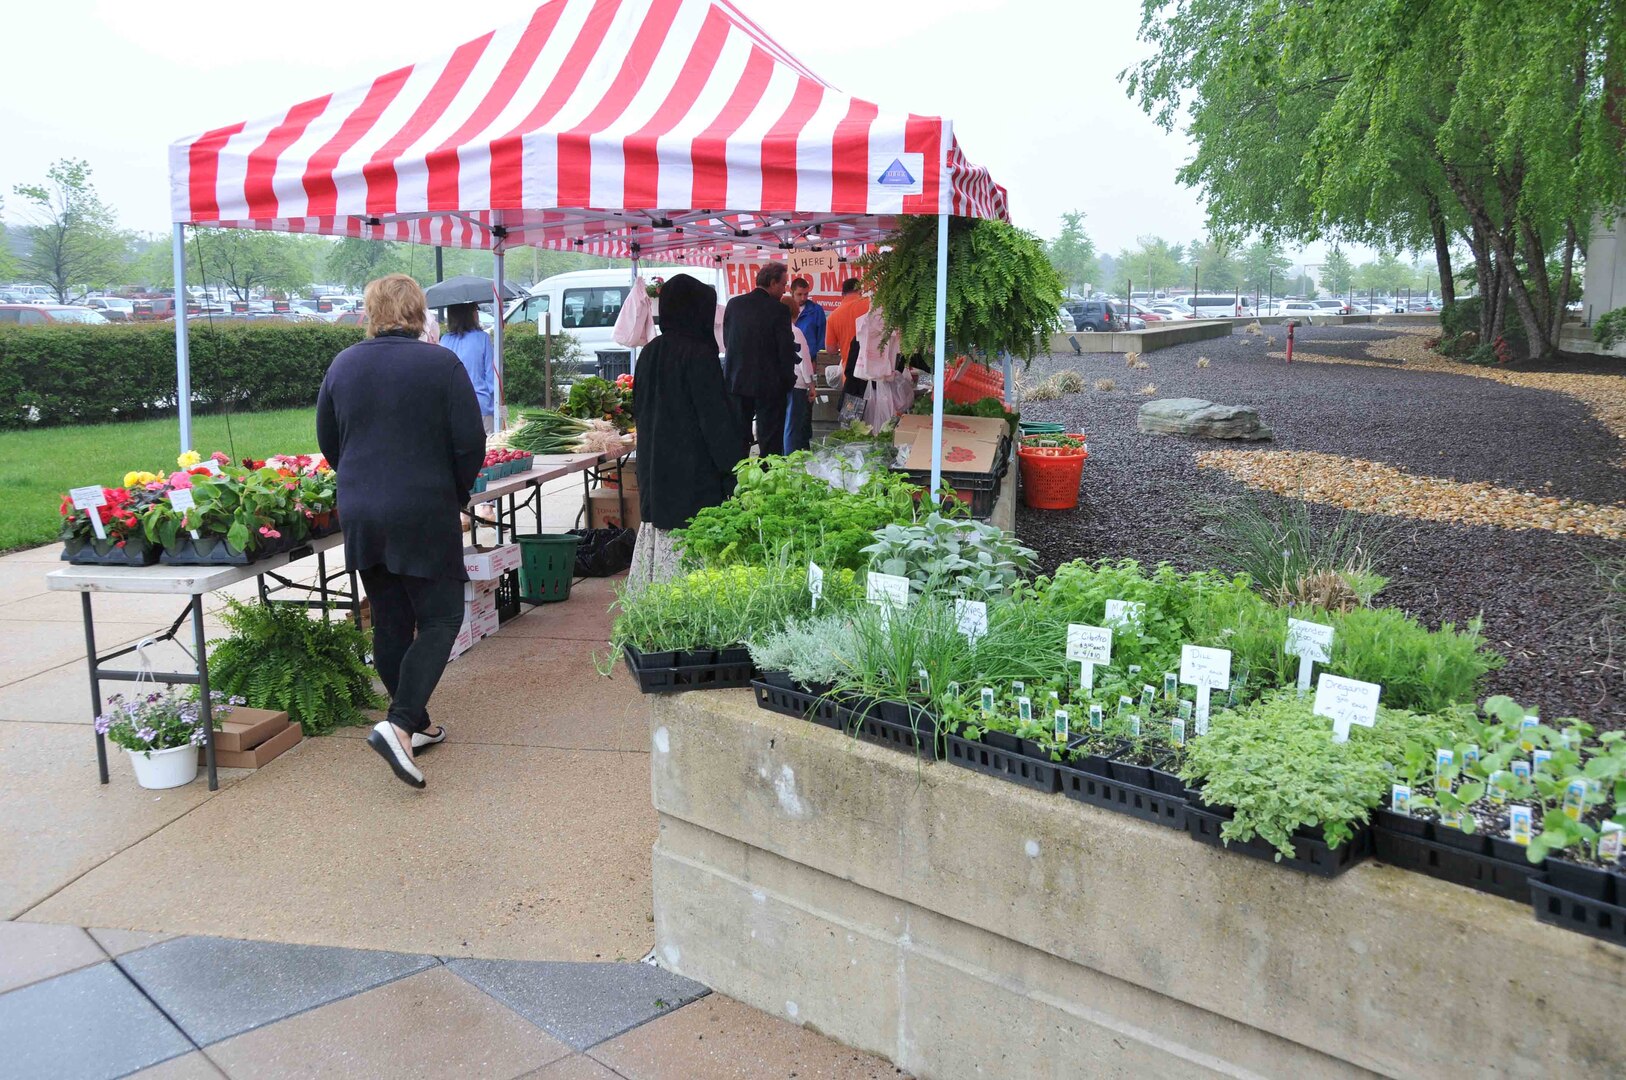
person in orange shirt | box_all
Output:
[824,277,870,388]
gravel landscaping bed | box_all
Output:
[1014,324,1626,726]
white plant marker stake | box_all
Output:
[808,562,823,610]
[1313,673,1381,742]
[1066,623,1112,693]
[70,485,108,541]
[1285,618,1334,697]
[1179,645,1231,736]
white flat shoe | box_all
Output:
[367,721,425,788]
[411,725,447,751]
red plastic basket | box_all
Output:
[1018,436,1088,510]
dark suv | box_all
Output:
[1063,299,1118,332]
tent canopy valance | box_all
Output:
[169,0,1008,257]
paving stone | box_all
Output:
[0,920,105,994]
[128,1051,228,1078]
[591,994,907,1080]
[88,926,181,958]
[447,958,708,1050]
[204,966,571,1079]
[118,935,436,1046]
[0,961,194,1080]
[521,1054,626,1079]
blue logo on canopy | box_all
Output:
[876,158,916,186]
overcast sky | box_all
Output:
[0,0,1353,267]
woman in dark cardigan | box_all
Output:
[627,273,743,589]
[316,274,486,789]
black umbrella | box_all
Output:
[424,275,522,308]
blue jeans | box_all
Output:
[784,389,812,452]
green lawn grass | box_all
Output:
[0,409,319,552]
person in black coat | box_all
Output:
[722,262,800,458]
[628,273,742,589]
[316,273,486,790]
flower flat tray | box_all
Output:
[1530,879,1626,947]
[623,644,755,694]
[1184,802,1369,878]
[1058,763,1187,830]
[750,678,843,729]
[944,732,1062,793]
[1371,819,1547,904]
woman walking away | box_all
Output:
[627,273,742,590]
[440,303,495,432]
[316,274,486,789]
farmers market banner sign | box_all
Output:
[720,249,869,311]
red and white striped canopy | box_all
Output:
[169,0,1008,261]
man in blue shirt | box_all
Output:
[784,277,826,451]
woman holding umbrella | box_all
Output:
[440,303,494,433]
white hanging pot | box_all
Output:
[127,744,199,790]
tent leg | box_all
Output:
[492,247,506,432]
[930,212,949,504]
[1002,353,1013,406]
[173,224,193,453]
[629,259,640,372]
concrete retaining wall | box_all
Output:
[649,692,1626,1080]
[1049,319,1232,355]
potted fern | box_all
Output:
[208,600,383,735]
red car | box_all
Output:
[0,304,109,325]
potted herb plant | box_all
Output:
[95,688,237,789]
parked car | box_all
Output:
[82,297,136,321]
[1150,302,1196,319]
[1109,303,1148,331]
[1054,306,1076,333]
[1313,299,1352,316]
[0,304,109,325]
[1063,299,1120,333]
[1268,299,1321,317]
[1189,294,1253,319]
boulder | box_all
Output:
[1136,397,1273,440]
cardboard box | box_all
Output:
[449,622,476,660]
[471,607,500,638]
[463,578,498,602]
[894,413,1009,441]
[463,544,518,580]
[347,597,373,632]
[201,719,302,769]
[587,486,640,530]
[213,707,289,753]
[466,591,497,619]
[602,460,639,493]
[894,429,1001,475]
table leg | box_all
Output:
[193,602,218,791]
[82,593,108,785]
[317,550,331,622]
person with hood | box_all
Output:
[628,273,743,588]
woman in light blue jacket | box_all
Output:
[440,303,494,432]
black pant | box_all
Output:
[733,391,788,458]
[359,567,464,735]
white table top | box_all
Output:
[46,532,345,596]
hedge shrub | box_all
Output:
[0,320,582,429]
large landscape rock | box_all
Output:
[1137,397,1273,440]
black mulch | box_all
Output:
[1012,324,1626,726]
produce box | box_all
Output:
[464,544,519,580]
[201,719,302,769]
[601,459,639,493]
[895,412,1010,442]
[467,590,497,619]
[893,428,1001,475]
[449,622,476,660]
[588,487,640,530]
[464,578,498,602]
[212,707,289,753]
[471,607,500,638]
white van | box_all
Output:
[1189,294,1254,318]
[507,267,725,368]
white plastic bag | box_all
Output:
[613,283,655,347]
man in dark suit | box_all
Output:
[723,262,800,457]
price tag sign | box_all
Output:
[1312,673,1381,742]
[70,485,108,540]
[955,599,988,642]
[167,489,195,512]
[1285,618,1334,695]
[1066,623,1112,688]
[808,562,824,609]
[1180,645,1231,733]
[1104,599,1144,629]
[866,571,910,610]
[198,458,223,476]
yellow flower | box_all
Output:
[177,450,202,468]
[124,471,141,488]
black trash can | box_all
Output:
[595,349,633,381]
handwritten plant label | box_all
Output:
[866,571,910,610]
[1563,778,1589,821]
[1312,674,1381,743]
[1600,822,1624,863]
[1104,599,1144,629]
[1509,805,1533,847]
[1017,696,1032,723]
[1163,672,1177,701]
[808,562,824,608]
[1519,714,1539,752]
[1170,717,1186,747]
[1285,618,1334,694]
[1054,708,1070,742]
[1391,784,1412,816]
[1066,623,1112,688]
[954,598,988,642]
[1089,704,1104,732]
[1180,645,1232,731]
[199,458,223,475]
[168,488,202,539]
[980,687,995,715]
[1511,759,1531,782]
[69,485,108,540]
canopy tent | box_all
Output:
[168,0,1010,497]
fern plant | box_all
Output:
[208,599,383,735]
[859,216,1064,362]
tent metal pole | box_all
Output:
[172,223,193,453]
[929,211,949,504]
[492,246,506,432]
[630,258,640,372]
